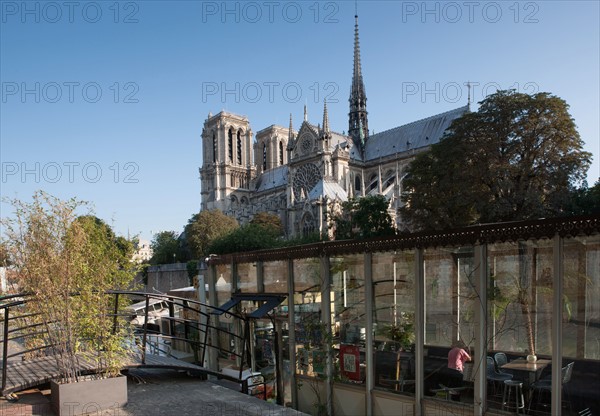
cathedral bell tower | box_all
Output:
[348,14,369,150]
[199,112,253,212]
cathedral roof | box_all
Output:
[308,179,348,201]
[255,165,288,193]
[361,105,469,162]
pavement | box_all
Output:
[0,369,309,416]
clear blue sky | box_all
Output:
[1,1,598,241]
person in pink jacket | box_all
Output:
[448,341,471,373]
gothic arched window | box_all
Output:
[355,175,362,191]
[302,213,316,236]
[237,130,242,165]
[212,131,217,162]
[279,141,284,165]
[228,129,233,162]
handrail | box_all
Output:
[0,291,256,398]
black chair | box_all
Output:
[528,361,574,413]
[487,356,513,396]
[494,352,510,373]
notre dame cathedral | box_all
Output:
[200,15,468,238]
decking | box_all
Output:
[1,352,205,395]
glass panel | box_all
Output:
[236,262,257,292]
[293,258,324,377]
[331,254,365,384]
[214,264,235,368]
[560,235,600,414]
[424,246,475,404]
[253,318,276,400]
[372,250,415,395]
[487,240,554,413]
[264,260,288,293]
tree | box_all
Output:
[250,212,284,236]
[74,216,135,269]
[1,191,136,381]
[184,210,238,259]
[566,179,600,216]
[150,231,180,264]
[0,242,10,267]
[208,222,281,255]
[401,90,592,230]
[332,195,395,240]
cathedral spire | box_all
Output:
[322,99,330,135]
[348,13,368,149]
[289,113,294,139]
[304,104,308,122]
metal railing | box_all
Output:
[0,291,260,398]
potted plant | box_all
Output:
[376,312,415,352]
[2,192,136,415]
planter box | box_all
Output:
[51,376,127,416]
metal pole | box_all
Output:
[287,258,298,409]
[207,264,219,374]
[551,234,564,415]
[197,274,208,367]
[320,255,333,416]
[2,307,10,394]
[201,315,209,366]
[274,319,283,405]
[141,296,150,364]
[168,297,175,337]
[364,252,374,416]
[112,293,119,335]
[414,248,425,416]
[474,243,488,416]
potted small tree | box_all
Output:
[2,192,136,415]
[376,312,415,352]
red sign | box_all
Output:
[340,344,361,381]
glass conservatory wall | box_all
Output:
[372,250,415,395]
[210,224,600,416]
[331,254,366,384]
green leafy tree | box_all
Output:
[185,210,239,259]
[566,179,600,216]
[1,191,136,381]
[150,231,180,264]
[250,212,284,236]
[401,90,592,230]
[74,216,135,269]
[333,195,395,240]
[208,223,281,255]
